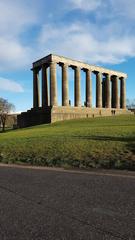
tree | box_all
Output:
[126,99,135,109]
[0,98,15,132]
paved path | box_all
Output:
[0,164,135,240]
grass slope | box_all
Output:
[0,115,135,170]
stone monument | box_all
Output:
[17,54,131,128]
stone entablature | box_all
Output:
[32,54,127,78]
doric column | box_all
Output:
[75,66,81,107]
[111,77,115,108]
[33,68,40,108]
[113,76,119,108]
[50,62,57,106]
[42,65,49,107]
[102,78,106,108]
[105,74,111,108]
[96,72,102,108]
[120,77,126,109]
[86,69,92,107]
[62,63,69,106]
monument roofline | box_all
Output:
[32,53,127,78]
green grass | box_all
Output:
[0,115,135,170]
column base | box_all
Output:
[17,107,133,128]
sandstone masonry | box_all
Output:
[17,54,130,128]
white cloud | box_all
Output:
[0,0,135,71]
[0,37,34,71]
[110,0,135,19]
[38,22,135,65]
[0,38,33,71]
[74,0,135,19]
[69,0,102,11]
[0,77,24,92]
[0,0,38,37]
[36,0,135,65]
[0,0,39,71]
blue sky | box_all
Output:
[0,0,135,112]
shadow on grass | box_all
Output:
[0,128,14,133]
[74,135,135,157]
[73,135,135,142]
[127,142,135,155]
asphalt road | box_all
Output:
[0,165,135,240]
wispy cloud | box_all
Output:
[110,0,135,19]
[38,22,135,65]
[69,0,102,11]
[0,38,33,71]
[0,77,24,92]
[0,0,135,71]
[0,0,39,71]
[0,0,38,37]
[36,0,135,65]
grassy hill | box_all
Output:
[0,115,135,170]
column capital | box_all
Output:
[94,71,102,76]
[42,63,49,69]
[103,72,110,77]
[119,76,126,80]
[74,65,81,70]
[31,66,41,73]
[85,68,91,73]
[59,62,69,67]
[111,75,119,80]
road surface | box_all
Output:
[0,164,135,240]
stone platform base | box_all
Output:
[128,108,135,114]
[17,107,132,128]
